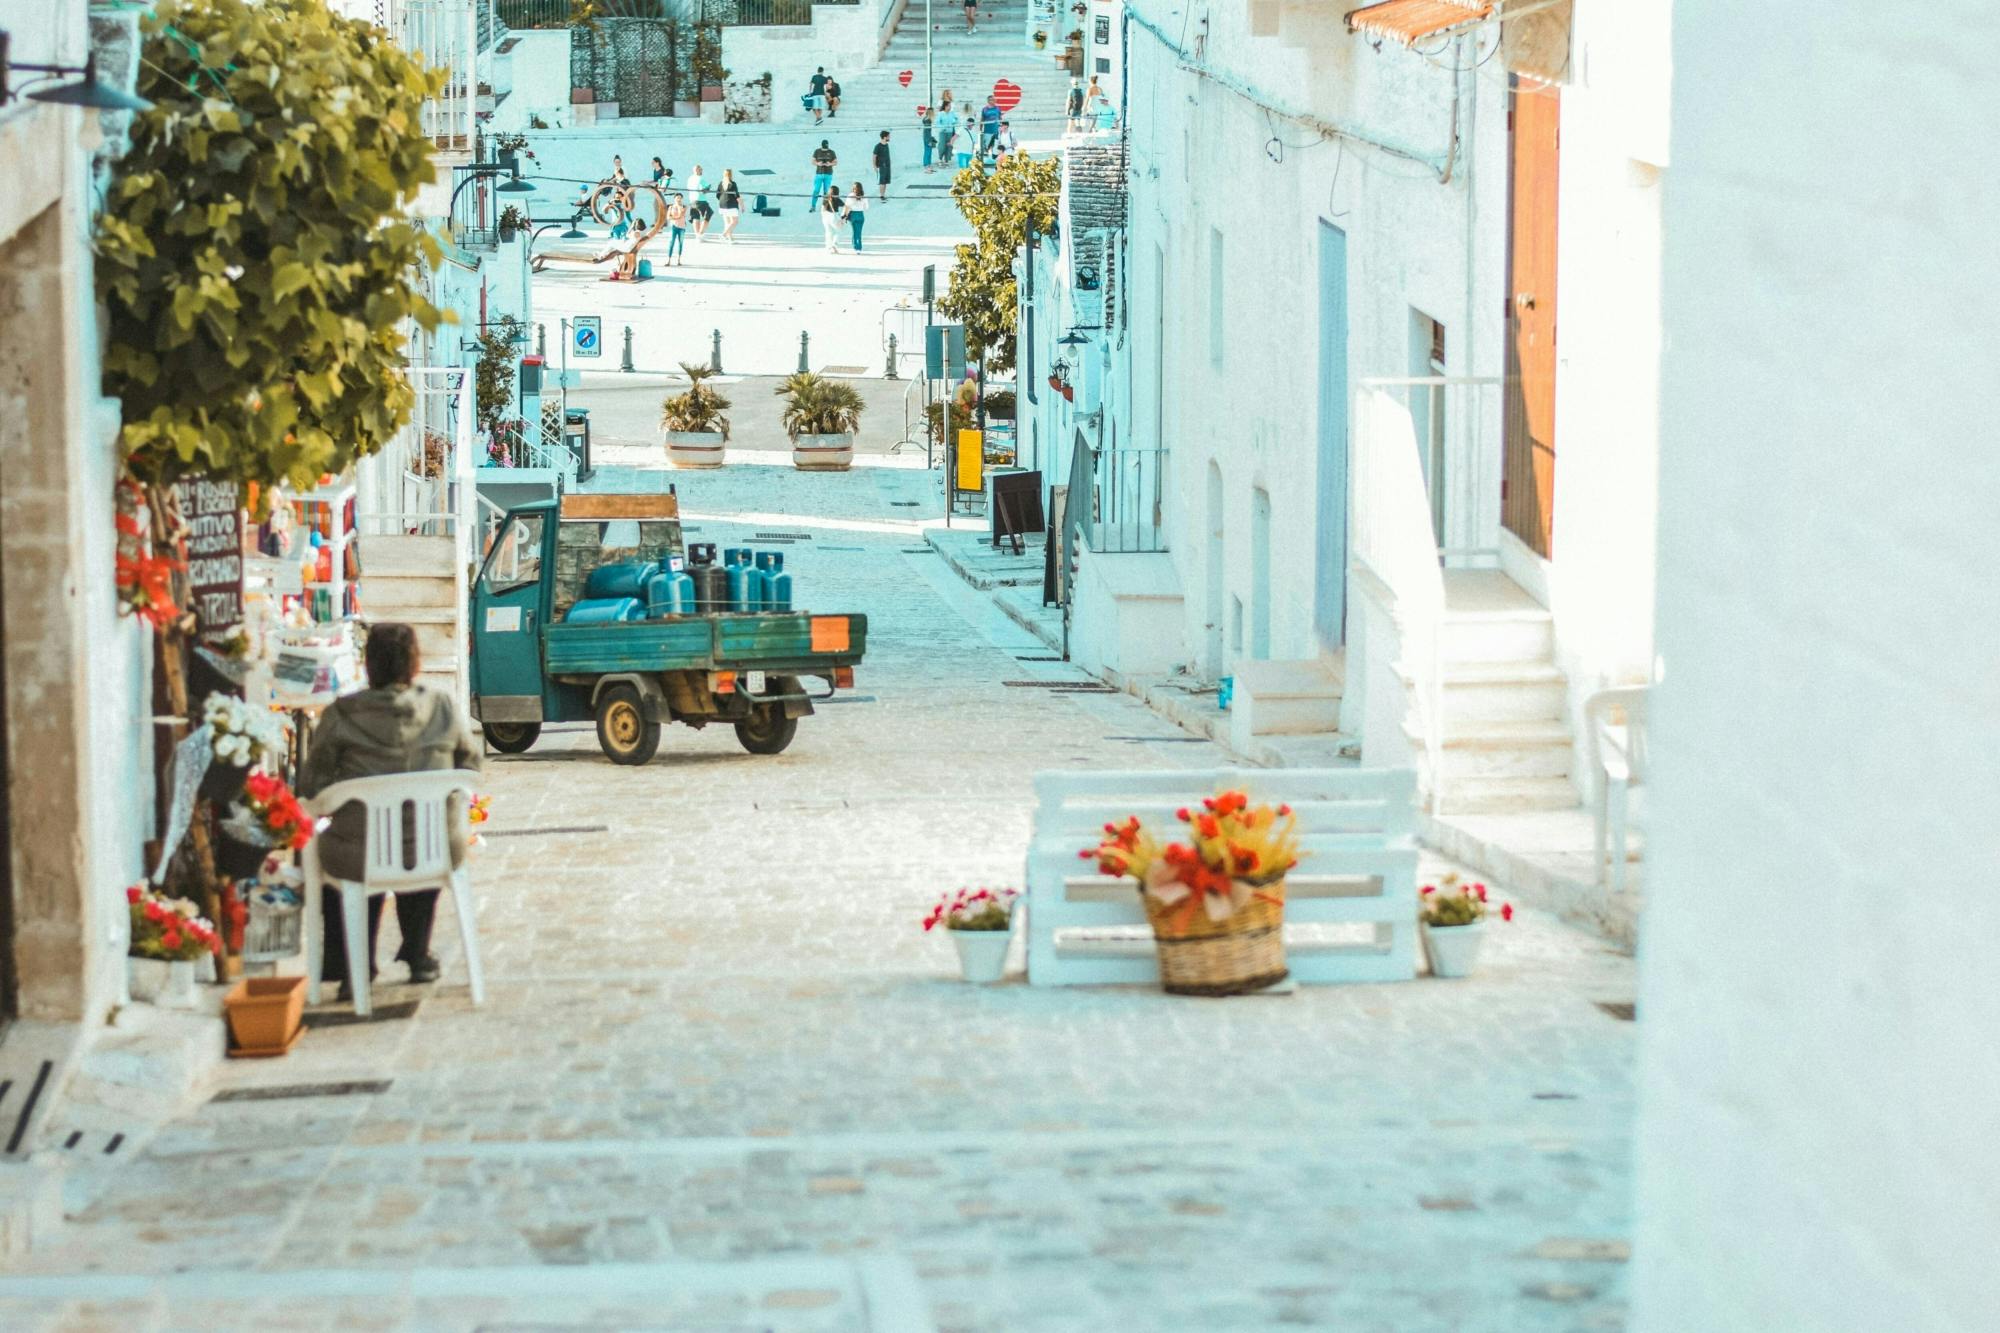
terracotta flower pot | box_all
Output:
[224,976,307,1057]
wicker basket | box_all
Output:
[1141,881,1288,996]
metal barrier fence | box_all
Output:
[495,0,570,27]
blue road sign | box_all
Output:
[573,315,602,359]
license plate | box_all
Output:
[745,671,766,695]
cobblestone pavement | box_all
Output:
[3,463,1637,1330]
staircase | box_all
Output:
[1408,571,1577,814]
[830,0,1079,142]
[359,534,469,708]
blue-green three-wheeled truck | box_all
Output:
[468,493,868,764]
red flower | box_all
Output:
[1196,814,1220,839]
[1472,883,1488,902]
[1500,903,1514,922]
[161,929,182,952]
[1420,885,1435,896]
[144,901,166,922]
[126,885,143,903]
[1277,803,1292,817]
[1175,807,1190,821]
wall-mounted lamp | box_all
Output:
[0,34,153,112]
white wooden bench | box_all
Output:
[1025,767,1420,987]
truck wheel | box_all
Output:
[734,705,798,755]
[596,684,661,765]
[483,722,541,754]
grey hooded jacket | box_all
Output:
[296,684,482,882]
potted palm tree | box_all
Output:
[661,363,732,468]
[776,372,864,471]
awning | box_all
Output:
[1345,0,1493,45]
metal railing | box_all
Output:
[394,1,480,151]
[715,0,813,25]
[1349,376,1503,816]
[1084,446,1167,554]
[494,0,570,27]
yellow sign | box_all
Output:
[956,429,984,492]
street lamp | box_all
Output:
[447,163,536,216]
[0,37,154,112]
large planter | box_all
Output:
[1421,921,1488,979]
[792,432,854,472]
[665,429,727,469]
[129,956,198,1009]
[199,759,250,804]
[216,811,280,879]
[224,976,306,1058]
[1142,881,1289,996]
[950,928,1012,983]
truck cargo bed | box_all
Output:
[543,611,868,675]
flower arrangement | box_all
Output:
[203,692,288,769]
[234,769,315,851]
[1419,873,1513,927]
[923,886,1018,932]
[468,793,491,847]
[127,884,222,960]
[115,479,183,629]
[1084,790,1302,929]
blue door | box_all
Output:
[1314,222,1350,648]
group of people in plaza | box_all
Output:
[569,153,748,275]
[918,89,1019,173]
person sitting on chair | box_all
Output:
[297,623,481,1000]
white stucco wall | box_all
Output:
[490,30,574,131]
[1634,1,2000,1327]
[1119,2,1506,681]
[726,2,889,126]
[1541,0,1670,787]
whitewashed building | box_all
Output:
[1042,0,1672,827]
[1633,0,2000,1324]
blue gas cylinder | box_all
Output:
[768,568,794,612]
[566,596,645,624]
[671,571,695,614]
[724,560,750,613]
[747,565,772,612]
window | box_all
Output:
[1208,228,1225,368]
[479,512,544,592]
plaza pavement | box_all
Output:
[0,458,1637,1331]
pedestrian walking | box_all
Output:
[297,623,480,1003]
[819,188,845,253]
[873,131,892,201]
[846,182,868,251]
[963,0,977,33]
[920,106,936,172]
[994,119,1017,159]
[650,155,669,186]
[810,139,837,205]
[979,94,1001,156]
[664,193,689,265]
[808,66,827,124]
[717,169,743,242]
[825,75,842,119]
[1065,77,1085,133]
[688,164,712,241]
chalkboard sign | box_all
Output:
[991,469,1045,552]
[179,478,243,638]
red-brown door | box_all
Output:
[1503,78,1560,558]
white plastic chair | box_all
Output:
[1584,686,1650,893]
[300,770,485,1017]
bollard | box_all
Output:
[536,322,546,357]
[710,328,723,374]
[621,325,634,373]
[798,331,810,375]
[885,333,899,379]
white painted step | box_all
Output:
[362,574,457,617]
[360,533,456,576]
[1412,718,1574,781]
[1440,610,1555,666]
[1428,662,1568,723]
[1227,658,1343,740]
[1433,775,1580,815]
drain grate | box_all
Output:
[212,1080,393,1103]
[754,531,813,541]
[1595,1001,1637,1022]
[818,544,866,551]
[820,695,878,704]
[738,168,776,176]
[1532,1092,1580,1101]
[1001,680,1116,692]
[303,1001,421,1030]
[901,546,937,554]
[1103,736,1210,744]
[908,183,950,190]
[3,1061,53,1156]
[1013,655,1061,661]
[889,501,922,507]
[482,824,611,839]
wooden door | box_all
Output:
[1503,79,1559,558]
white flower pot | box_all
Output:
[949,928,1011,983]
[792,432,854,471]
[664,429,726,469]
[128,956,198,1009]
[1421,921,1487,979]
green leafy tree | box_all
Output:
[937,153,1061,375]
[474,318,525,436]
[96,0,446,496]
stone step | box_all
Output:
[1440,609,1555,665]
[359,532,456,576]
[1420,662,1568,724]
[1415,720,1575,781]
[361,573,458,616]
[1431,775,1580,815]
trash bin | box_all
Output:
[563,407,593,481]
